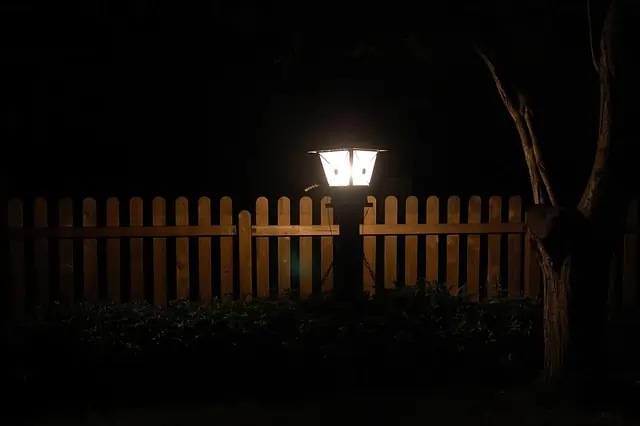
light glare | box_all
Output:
[319,150,351,186]
[352,150,378,186]
[312,147,384,187]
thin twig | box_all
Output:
[587,0,599,72]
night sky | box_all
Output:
[4,1,634,210]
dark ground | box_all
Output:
[7,307,639,426]
[19,383,640,426]
[14,324,640,426]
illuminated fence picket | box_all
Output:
[7,195,639,316]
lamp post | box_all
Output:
[308,148,386,300]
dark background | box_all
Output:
[3,1,634,211]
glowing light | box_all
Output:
[310,148,384,187]
[318,150,351,186]
[352,149,378,186]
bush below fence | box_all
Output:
[4,284,543,406]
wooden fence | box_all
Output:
[7,195,639,313]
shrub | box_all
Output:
[4,283,542,403]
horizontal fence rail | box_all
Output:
[7,195,639,315]
[9,226,237,238]
[250,223,527,236]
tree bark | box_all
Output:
[534,232,613,391]
[539,252,571,388]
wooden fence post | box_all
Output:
[83,198,98,301]
[153,197,167,307]
[405,196,419,287]
[426,196,439,284]
[467,196,482,300]
[508,196,523,297]
[363,196,377,294]
[59,198,75,304]
[255,197,269,297]
[446,196,460,292]
[220,196,234,297]
[130,197,144,301]
[384,196,398,288]
[238,210,253,297]
[299,197,313,297]
[277,197,291,293]
[198,197,212,304]
[320,196,333,292]
[106,198,120,303]
[33,198,49,306]
[487,196,502,297]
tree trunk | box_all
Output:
[536,224,615,393]
[540,252,571,388]
[478,0,627,391]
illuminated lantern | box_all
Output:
[308,148,385,187]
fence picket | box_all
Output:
[487,196,502,297]
[256,197,269,297]
[467,196,481,300]
[106,198,120,302]
[59,198,74,304]
[34,198,49,305]
[363,196,377,294]
[220,196,233,297]
[83,198,98,301]
[320,196,333,292]
[277,197,291,293]
[130,197,144,301]
[238,210,252,297]
[446,197,461,292]
[198,197,212,303]
[405,196,418,287]
[153,197,167,307]
[384,196,398,288]
[299,197,313,297]
[508,196,523,297]
[426,196,439,283]
[175,197,189,300]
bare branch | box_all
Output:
[578,0,621,217]
[587,0,599,72]
[475,47,556,206]
[521,99,558,206]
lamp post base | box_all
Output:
[326,189,372,301]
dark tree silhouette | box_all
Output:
[475,0,633,389]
